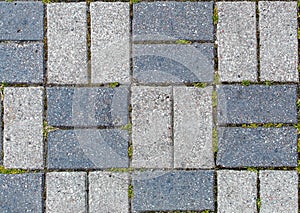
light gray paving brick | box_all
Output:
[259,171,298,213]
[174,86,214,168]
[91,2,130,84]
[47,3,88,84]
[132,87,172,168]
[46,172,87,213]
[217,2,257,82]
[3,87,43,169]
[259,2,298,82]
[89,172,129,213]
[218,170,257,213]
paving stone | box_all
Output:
[132,170,215,212]
[259,2,298,82]
[0,2,44,40]
[46,172,87,213]
[47,129,129,169]
[89,172,129,213]
[133,44,214,83]
[91,2,130,84]
[217,127,298,168]
[47,87,129,127]
[133,2,214,41]
[4,87,44,169]
[259,171,298,213]
[47,3,88,84]
[173,86,214,168]
[0,173,43,212]
[0,42,44,83]
[218,170,257,213]
[217,85,298,124]
[217,2,257,82]
[131,87,172,168]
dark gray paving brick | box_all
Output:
[47,87,129,127]
[133,2,214,41]
[0,2,44,40]
[217,85,298,124]
[0,43,44,83]
[0,173,43,213]
[48,129,129,169]
[132,170,215,212]
[217,127,298,168]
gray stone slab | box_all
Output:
[0,173,43,212]
[89,172,129,213]
[47,3,88,84]
[218,170,257,213]
[46,172,87,213]
[217,2,257,82]
[174,87,214,169]
[4,87,44,169]
[133,43,214,83]
[47,87,129,127]
[0,2,44,40]
[0,42,44,83]
[91,2,130,84]
[131,87,172,168]
[47,129,129,169]
[259,2,298,82]
[132,170,215,212]
[217,85,298,124]
[217,127,298,168]
[133,2,214,41]
[259,171,298,213]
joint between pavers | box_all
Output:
[256,0,261,83]
[86,1,92,85]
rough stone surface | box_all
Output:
[132,170,215,212]
[91,2,130,84]
[0,2,44,40]
[259,2,298,82]
[217,2,257,82]
[0,173,43,212]
[260,171,298,213]
[4,87,44,169]
[133,2,214,41]
[174,87,214,168]
[218,170,257,213]
[89,172,129,213]
[217,85,298,124]
[46,172,87,213]
[131,87,172,168]
[47,3,88,84]
[217,127,298,168]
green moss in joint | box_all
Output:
[121,123,132,133]
[0,166,28,174]
[212,91,217,108]
[265,81,273,86]
[128,184,134,199]
[241,80,251,86]
[108,82,120,88]
[193,82,207,88]
[128,144,133,160]
[246,167,258,173]
[214,73,220,84]
[43,121,59,138]
[213,7,218,25]
[212,128,218,153]
[0,82,8,101]
[109,167,134,173]
[42,0,51,3]
[131,0,140,4]
[257,198,262,210]
[175,40,192,45]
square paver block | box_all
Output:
[259,2,298,82]
[132,170,215,212]
[259,171,298,213]
[0,2,44,40]
[91,2,130,84]
[218,170,257,213]
[48,129,129,169]
[217,2,257,82]
[0,42,44,83]
[4,87,44,169]
[217,127,298,168]
[89,172,129,213]
[133,44,214,83]
[46,172,87,213]
[47,87,129,127]
[0,173,43,212]
[174,87,214,168]
[217,85,298,124]
[47,3,88,84]
[132,87,172,168]
[133,2,214,41]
